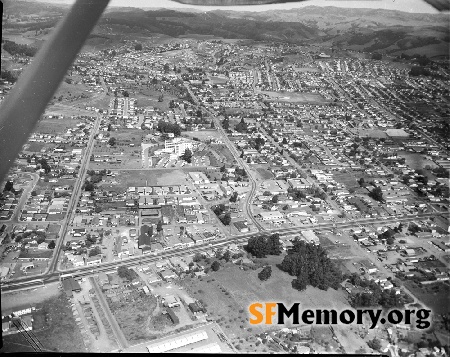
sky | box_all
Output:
[34,0,441,13]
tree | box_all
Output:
[134,43,142,51]
[367,338,382,352]
[358,177,365,187]
[372,53,382,60]
[211,260,220,271]
[89,246,101,257]
[280,239,343,291]
[222,250,232,262]
[246,234,282,258]
[193,252,203,262]
[229,192,238,203]
[221,213,232,226]
[258,266,272,281]
[369,186,384,202]
[4,181,14,192]
[181,148,193,163]
[156,221,163,233]
[220,165,226,173]
[48,240,56,249]
[123,90,129,97]
[271,195,279,204]
[108,137,117,146]
[117,266,136,281]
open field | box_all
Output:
[404,281,450,315]
[255,166,274,180]
[1,289,87,353]
[34,117,82,134]
[110,169,188,191]
[182,130,220,142]
[261,91,329,103]
[397,151,439,170]
[179,257,350,351]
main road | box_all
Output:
[182,81,263,231]
[47,114,102,273]
[1,211,443,293]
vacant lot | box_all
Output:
[404,281,450,314]
[182,130,220,142]
[180,257,350,351]
[255,166,274,180]
[261,91,329,103]
[112,169,188,191]
[1,291,86,353]
[35,117,81,134]
[108,290,161,342]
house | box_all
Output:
[234,220,249,233]
[162,295,180,308]
[166,308,179,325]
[86,255,102,266]
[160,269,177,282]
[61,277,81,297]
[257,211,285,223]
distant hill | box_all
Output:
[3,1,449,56]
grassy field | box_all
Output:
[180,256,350,351]
[333,171,360,190]
[404,281,450,315]
[261,91,329,103]
[1,293,87,353]
[255,166,274,180]
[111,169,188,191]
[35,117,81,134]
[210,144,236,165]
[182,130,220,142]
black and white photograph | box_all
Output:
[0,0,449,354]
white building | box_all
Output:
[164,138,195,156]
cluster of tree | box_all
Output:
[432,167,449,178]
[3,180,15,193]
[117,266,138,281]
[347,273,404,309]
[211,260,220,271]
[258,266,272,281]
[157,120,181,136]
[229,191,238,203]
[89,246,101,257]
[378,228,396,245]
[287,185,326,201]
[252,136,265,150]
[108,137,117,146]
[245,233,282,258]
[38,158,51,174]
[85,234,97,248]
[235,118,248,133]
[0,69,18,83]
[3,40,37,57]
[371,53,382,60]
[409,66,430,77]
[180,148,192,163]
[279,239,343,291]
[222,117,230,130]
[368,186,384,202]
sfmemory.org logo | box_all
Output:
[249,302,432,329]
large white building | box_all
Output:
[164,137,195,156]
